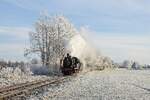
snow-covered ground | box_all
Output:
[0,67,52,87]
[29,68,150,100]
[1,67,150,100]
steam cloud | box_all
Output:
[68,28,114,70]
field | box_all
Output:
[28,68,150,100]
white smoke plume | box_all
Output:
[69,34,95,68]
[68,27,114,70]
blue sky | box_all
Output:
[0,0,150,64]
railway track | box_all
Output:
[0,70,91,100]
[0,77,67,100]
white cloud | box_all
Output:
[0,26,31,39]
[0,43,25,53]
[5,0,150,13]
[80,27,150,64]
[0,43,27,61]
[0,26,31,61]
[4,0,48,11]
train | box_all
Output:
[60,54,82,75]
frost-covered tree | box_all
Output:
[25,15,76,66]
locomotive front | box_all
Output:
[60,53,82,75]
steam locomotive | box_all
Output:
[60,54,82,75]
